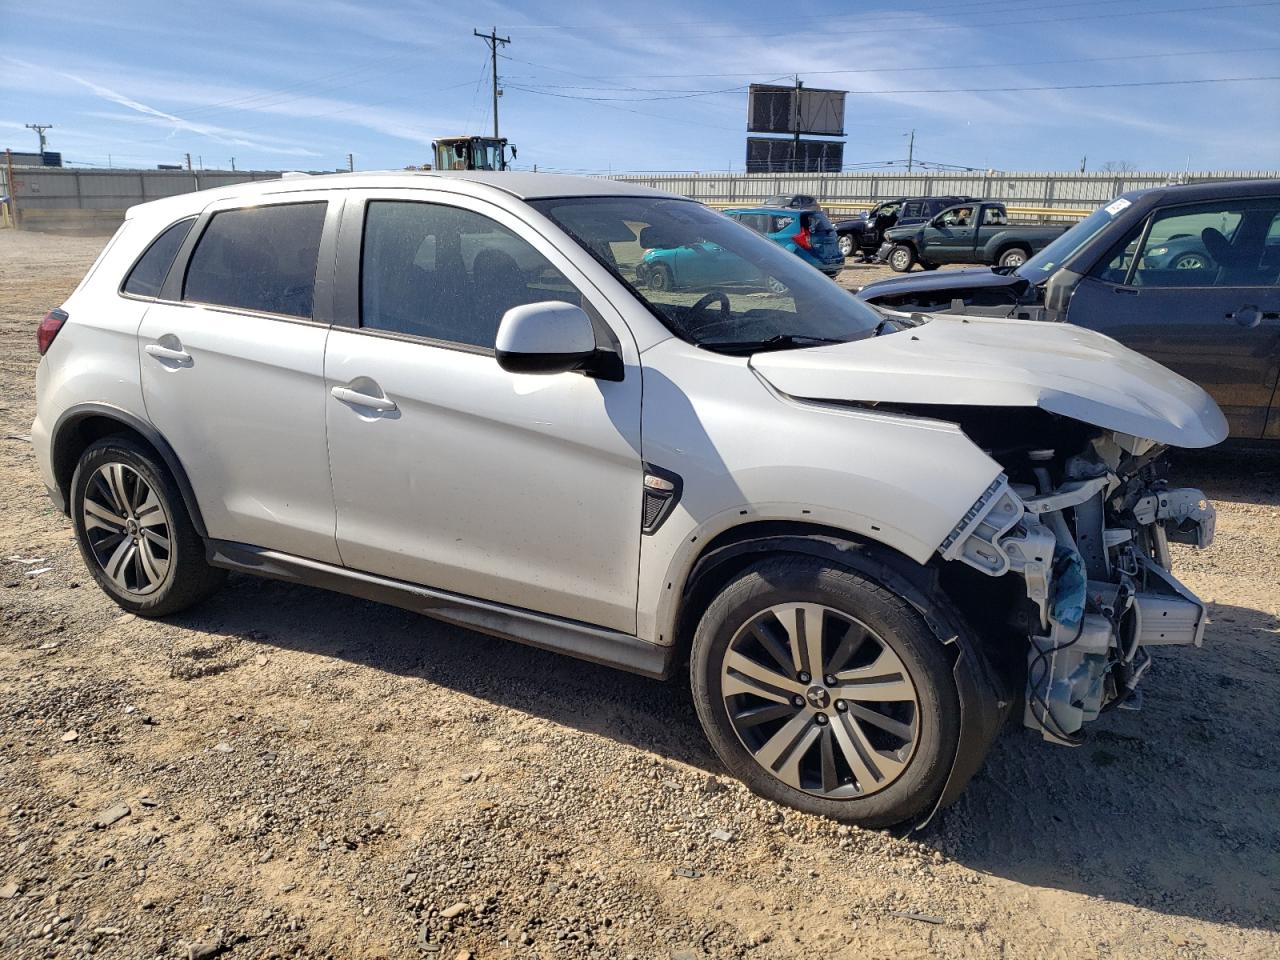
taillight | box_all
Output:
[37,308,68,355]
[794,227,812,250]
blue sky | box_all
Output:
[2,0,1278,173]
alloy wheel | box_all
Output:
[890,249,910,271]
[82,462,172,595]
[720,602,920,799]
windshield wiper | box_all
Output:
[703,333,847,354]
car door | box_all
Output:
[138,192,343,562]
[923,205,975,263]
[1066,197,1280,438]
[324,189,644,632]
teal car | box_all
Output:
[726,206,846,277]
[635,207,844,292]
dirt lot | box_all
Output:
[1,230,1277,960]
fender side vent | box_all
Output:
[641,464,682,535]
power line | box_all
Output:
[499,0,1141,34]
[507,73,1279,105]
[501,0,1280,43]
[503,45,1280,84]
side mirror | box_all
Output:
[495,301,621,380]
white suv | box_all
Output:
[33,172,1225,827]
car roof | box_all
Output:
[1122,177,1280,205]
[124,170,687,222]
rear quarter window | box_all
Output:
[183,202,327,318]
[122,217,196,298]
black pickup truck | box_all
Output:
[834,195,973,259]
[877,201,1071,271]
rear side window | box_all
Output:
[122,217,195,298]
[183,202,326,318]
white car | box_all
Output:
[32,172,1224,827]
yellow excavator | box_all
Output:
[431,136,516,171]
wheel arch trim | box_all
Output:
[51,402,208,539]
[677,527,1011,828]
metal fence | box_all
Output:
[606,170,1280,216]
[4,164,1277,230]
[0,166,288,230]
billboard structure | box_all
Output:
[748,84,847,137]
[746,82,847,173]
[746,138,844,174]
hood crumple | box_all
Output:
[749,314,1227,448]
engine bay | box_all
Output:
[939,428,1215,744]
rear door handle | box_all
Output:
[144,342,192,364]
[330,385,397,413]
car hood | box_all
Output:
[856,267,1029,302]
[749,314,1227,448]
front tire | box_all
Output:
[690,556,961,828]
[838,234,855,257]
[71,437,225,617]
[888,245,915,272]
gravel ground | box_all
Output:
[1,230,1277,960]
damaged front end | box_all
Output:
[938,432,1215,745]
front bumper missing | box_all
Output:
[940,460,1215,745]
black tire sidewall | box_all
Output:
[999,248,1028,268]
[889,245,914,272]
[690,557,961,828]
[70,437,219,616]
[649,264,672,291]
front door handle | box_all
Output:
[144,342,191,364]
[330,385,397,413]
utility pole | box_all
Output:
[230,157,236,171]
[25,123,53,155]
[347,153,354,172]
[474,27,511,140]
[1079,155,1087,173]
[906,129,915,173]
[185,153,192,171]
[791,75,803,174]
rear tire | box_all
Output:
[647,263,673,291]
[71,437,225,617]
[838,234,855,257]
[690,556,962,828]
[888,245,916,273]
[998,247,1030,268]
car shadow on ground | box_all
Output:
[171,575,1279,933]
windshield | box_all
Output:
[1018,201,1131,283]
[530,197,883,351]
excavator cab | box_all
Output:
[431,136,516,171]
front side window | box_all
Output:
[360,201,579,349]
[937,207,973,228]
[532,196,883,352]
[901,202,922,219]
[122,217,195,298]
[1127,199,1279,288]
[183,202,326,317]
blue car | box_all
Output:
[725,206,845,278]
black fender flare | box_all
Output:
[51,402,208,539]
[684,532,1011,828]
